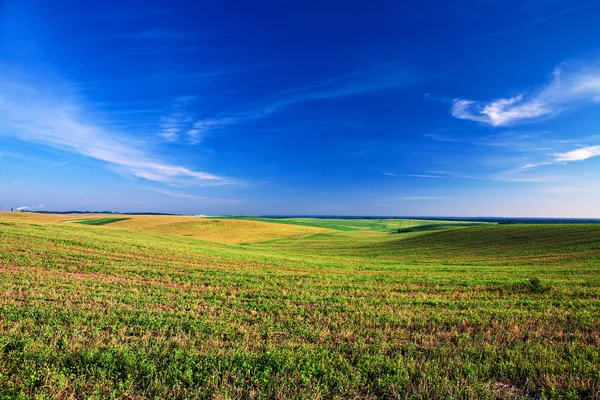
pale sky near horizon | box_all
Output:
[2,0,600,217]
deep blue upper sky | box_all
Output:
[2,0,600,216]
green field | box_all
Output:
[0,212,599,399]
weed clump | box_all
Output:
[528,277,550,294]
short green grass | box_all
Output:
[0,213,598,399]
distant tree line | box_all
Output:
[30,211,179,215]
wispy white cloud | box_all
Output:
[451,62,600,126]
[427,170,481,180]
[0,151,25,159]
[423,168,560,183]
[186,129,203,144]
[187,116,243,143]
[423,132,461,142]
[423,129,599,172]
[520,162,552,169]
[190,62,415,137]
[158,113,193,142]
[0,69,229,185]
[382,172,447,179]
[554,145,600,162]
[423,126,600,183]
[155,96,206,143]
[492,169,561,183]
[273,62,413,104]
[514,144,600,170]
[41,155,88,169]
[156,189,208,199]
[0,180,20,188]
[469,0,600,41]
[425,129,552,149]
[452,96,550,126]
[347,149,374,156]
[156,189,244,204]
[375,196,452,208]
[426,130,570,171]
[396,196,451,201]
[402,174,446,179]
[111,30,200,41]
[140,65,266,83]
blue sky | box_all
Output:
[2,0,600,216]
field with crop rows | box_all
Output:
[0,212,599,399]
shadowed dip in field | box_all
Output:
[72,217,131,225]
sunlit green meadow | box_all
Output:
[0,213,598,399]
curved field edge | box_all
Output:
[218,216,491,232]
[0,213,599,399]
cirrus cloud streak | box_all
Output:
[0,69,229,185]
[451,62,600,126]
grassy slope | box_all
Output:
[72,215,331,244]
[223,217,488,232]
[251,224,600,265]
[0,213,599,399]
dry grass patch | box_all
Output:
[100,215,330,244]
